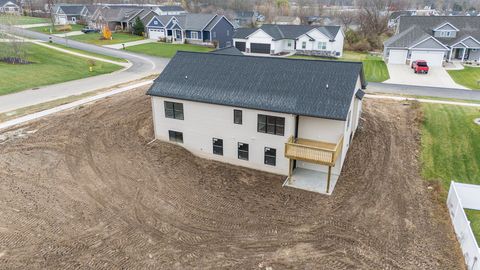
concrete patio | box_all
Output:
[283,167,339,195]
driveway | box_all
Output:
[384,64,468,89]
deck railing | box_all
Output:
[284,136,344,166]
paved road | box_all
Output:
[368,82,480,101]
[0,26,168,113]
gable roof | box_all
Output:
[55,4,85,15]
[211,46,244,55]
[149,13,221,31]
[388,16,480,48]
[147,52,366,121]
[0,0,18,7]
[233,24,341,40]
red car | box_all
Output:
[411,60,429,74]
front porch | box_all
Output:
[284,136,344,195]
[449,47,480,63]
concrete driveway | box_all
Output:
[384,64,468,89]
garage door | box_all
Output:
[388,49,408,64]
[148,28,164,40]
[235,41,246,52]
[250,43,271,54]
[410,51,445,67]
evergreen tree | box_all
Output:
[133,17,145,36]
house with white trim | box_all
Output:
[384,16,480,66]
[52,4,89,25]
[155,5,186,16]
[233,24,344,57]
[146,51,367,194]
[0,0,21,15]
[145,13,235,48]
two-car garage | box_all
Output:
[234,41,271,54]
[387,49,446,67]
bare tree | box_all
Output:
[0,16,29,63]
[334,10,356,30]
[357,0,389,37]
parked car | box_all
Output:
[81,27,100,34]
[411,60,429,74]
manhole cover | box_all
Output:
[474,118,480,125]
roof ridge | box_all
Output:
[174,51,363,66]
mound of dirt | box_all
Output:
[0,88,464,269]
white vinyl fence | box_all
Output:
[447,181,480,270]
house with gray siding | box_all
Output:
[146,13,235,48]
[384,16,480,66]
[0,0,21,15]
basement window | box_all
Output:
[164,101,184,120]
[238,142,249,160]
[212,138,223,155]
[258,115,285,136]
[264,147,276,166]
[168,130,183,143]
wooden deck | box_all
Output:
[284,136,343,167]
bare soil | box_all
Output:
[0,88,464,269]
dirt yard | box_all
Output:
[0,88,464,269]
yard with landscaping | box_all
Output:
[288,51,389,83]
[421,103,480,242]
[447,66,480,90]
[125,42,213,58]
[48,43,128,63]
[28,24,84,34]
[69,32,144,45]
[0,15,50,25]
[0,43,122,95]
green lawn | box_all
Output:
[447,67,480,90]
[421,103,480,241]
[48,43,128,63]
[288,51,390,83]
[28,24,84,34]
[69,32,144,45]
[466,210,480,243]
[125,42,213,58]
[0,15,50,25]
[0,43,122,95]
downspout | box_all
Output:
[293,115,299,169]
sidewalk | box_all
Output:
[103,39,155,49]
[15,23,50,28]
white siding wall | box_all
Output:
[242,29,274,53]
[295,29,344,56]
[151,97,295,175]
[469,49,480,61]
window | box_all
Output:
[227,30,230,36]
[213,32,216,38]
[302,41,306,49]
[257,115,285,136]
[191,31,198,39]
[234,109,242,124]
[164,101,184,120]
[288,41,292,47]
[238,143,249,160]
[213,138,223,155]
[264,147,276,166]
[168,130,183,143]
[318,41,327,50]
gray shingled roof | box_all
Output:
[152,14,218,31]
[384,25,431,48]
[389,16,480,47]
[211,46,244,55]
[58,5,85,15]
[158,5,185,12]
[147,52,366,121]
[233,24,341,41]
[0,0,18,6]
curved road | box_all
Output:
[0,26,169,113]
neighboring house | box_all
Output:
[388,11,414,28]
[90,6,145,31]
[233,11,257,27]
[233,24,344,57]
[0,0,21,15]
[383,16,480,66]
[210,46,244,55]
[155,5,186,16]
[52,4,89,25]
[146,51,366,194]
[273,16,301,25]
[146,13,235,48]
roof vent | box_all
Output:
[326,84,329,89]
[185,75,188,79]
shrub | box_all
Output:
[351,39,371,52]
[55,24,72,32]
[132,17,145,36]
